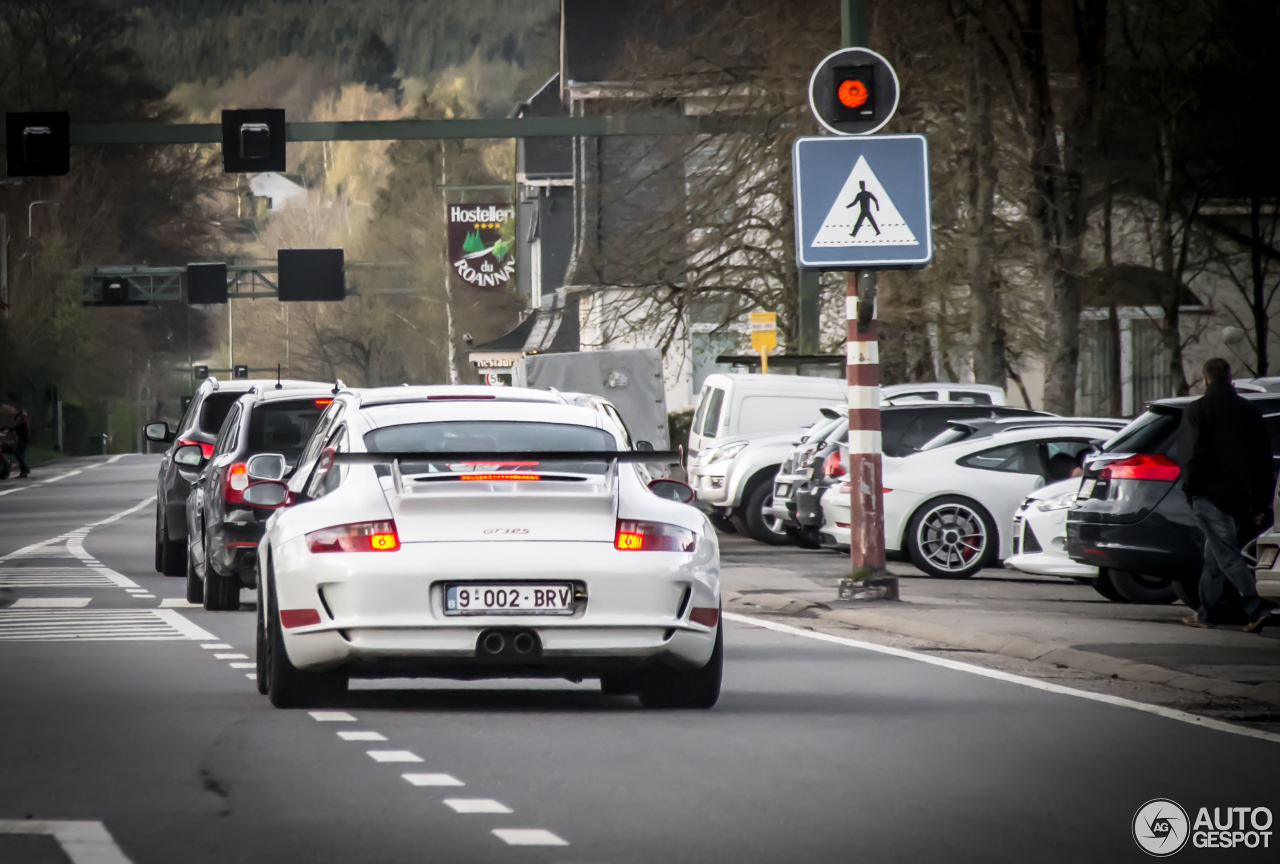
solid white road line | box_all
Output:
[0,819,135,864]
[42,469,82,484]
[201,643,232,649]
[367,750,423,763]
[309,711,356,721]
[403,773,465,787]
[91,496,156,527]
[214,653,248,659]
[444,799,512,814]
[105,454,127,464]
[491,829,568,846]
[337,731,387,741]
[125,588,148,593]
[723,612,1280,746]
[12,598,91,608]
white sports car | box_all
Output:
[245,386,722,709]
[882,420,1122,578]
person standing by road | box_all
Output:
[1179,358,1274,632]
[4,401,30,479]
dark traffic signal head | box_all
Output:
[5,112,70,176]
[221,109,285,173]
[832,66,876,121]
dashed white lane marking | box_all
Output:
[245,673,257,680]
[106,454,127,464]
[133,594,155,599]
[160,598,201,608]
[214,653,248,659]
[42,469,83,484]
[0,819,135,863]
[723,612,1280,747]
[228,662,255,669]
[0,609,214,641]
[12,598,91,608]
[445,799,512,814]
[368,750,423,763]
[492,829,568,846]
[309,711,356,721]
[337,731,387,741]
[125,588,148,593]
[0,567,123,589]
[403,773,465,787]
[201,643,232,650]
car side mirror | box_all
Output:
[242,480,289,508]
[246,452,287,481]
[648,478,695,504]
[635,440,655,452]
[144,422,173,444]
[173,444,205,468]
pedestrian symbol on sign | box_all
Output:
[812,156,918,248]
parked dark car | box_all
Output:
[1066,394,1280,607]
[181,386,336,610]
[146,376,332,576]
[787,404,1050,546]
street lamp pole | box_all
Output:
[29,199,60,238]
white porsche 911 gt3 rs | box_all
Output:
[247,386,722,709]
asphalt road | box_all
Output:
[0,455,1275,863]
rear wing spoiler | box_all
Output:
[334,450,681,465]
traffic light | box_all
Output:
[221,109,285,173]
[233,365,249,379]
[193,366,209,380]
[5,112,70,176]
[832,66,876,121]
[91,276,144,306]
[187,263,228,304]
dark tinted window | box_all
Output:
[246,400,327,462]
[199,393,242,436]
[1101,408,1179,455]
[948,391,993,405]
[960,442,1038,474]
[1264,415,1280,459]
[212,405,240,456]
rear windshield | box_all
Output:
[199,393,242,435]
[246,400,327,462]
[1101,407,1179,454]
[365,421,617,476]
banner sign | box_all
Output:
[447,202,516,290]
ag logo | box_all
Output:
[1133,799,1190,857]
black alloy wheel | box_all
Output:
[1091,569,1127,601]
[736,479,791,546]
[185,543,204,605]
[156,508,184,576]
[638,621,723,709]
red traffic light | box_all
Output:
[838,79,869,109]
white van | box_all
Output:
[688,373,848,457]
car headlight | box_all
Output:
[704,441,748,465]
[1035,491,1077,512]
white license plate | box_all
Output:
[1077,479,1096,499]
[444,583,575,615]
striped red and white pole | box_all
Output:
[846,270,886,577]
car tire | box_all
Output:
[185,543,204,605]
[1108,568,1178,604]
[266,575,347,709]
[739,479,791,546]
[905,495,996,579]
[1091,569,1127,601]
[708,513,736,534]
[785,525,821,549]
[638,622,723,709]
[202,540,241,612]
[156,510,184,576]
[255,577,270,695]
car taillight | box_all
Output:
[459,474,541,481]
[614,519,696,552]
[823,451,846,478]
[307,520,400,553]
[222,462,248,503]
[176,437,214,458]
[1098,453,1180,481]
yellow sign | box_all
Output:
[749,311,777,373]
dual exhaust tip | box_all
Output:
[478,628,539,658]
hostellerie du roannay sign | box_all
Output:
[448,203,515,289]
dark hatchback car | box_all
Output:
[788,404,1049,545]
[146,377,331,576]
[182,387,334,610]
[1066,394,1280,608]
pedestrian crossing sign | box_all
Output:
[792,134,932,268]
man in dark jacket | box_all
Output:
[1178,358,1273,631]
[5,402,30,479]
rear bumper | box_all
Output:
[272,538,721,676]
[1066,516,1201,580]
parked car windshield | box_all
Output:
[1101,406,1179,454]
[199,392,243,436]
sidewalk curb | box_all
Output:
[723,590,1280,709]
